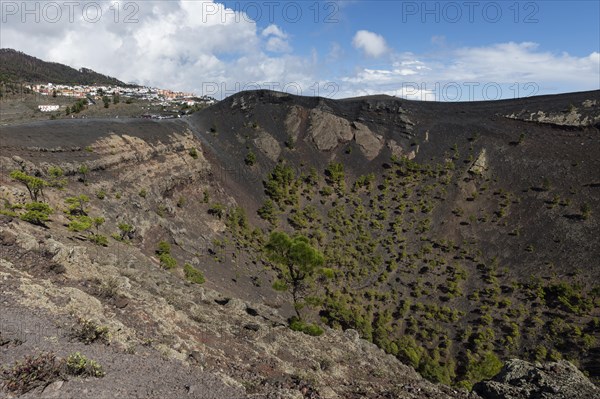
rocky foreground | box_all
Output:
[474,359,599,399]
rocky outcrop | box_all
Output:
[284,105,304,142]
[307,109,354,151]
[469,149,488,176]
[352,121,384,160]
[306,110,387,159]
[253,130,281,162]
[387,139,404,158]
[530,109,596,126]
[505,99,600,127]
[473,359,599,399]
[0,130,209,197]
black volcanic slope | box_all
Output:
[185,89,600,382]
[1,89,599,386]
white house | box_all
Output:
[38,105,60,112]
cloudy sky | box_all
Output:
[1,0,599,100]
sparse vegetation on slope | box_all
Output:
[0,90,598,398]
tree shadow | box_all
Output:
[563,213,584,221]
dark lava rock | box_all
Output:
[188,350,204,364]
[245,306,259,316]
[243,323,260,331]
[114,297,129,309]
[473,359,599,399]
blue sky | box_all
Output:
[238,1,599,55]
[1,0,598,100]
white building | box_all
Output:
[38,105,60,112]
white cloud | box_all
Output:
[262,24,291,53]
[342,67,417,85]
[265,37,292,53]
[326,42,344,63]
[0,1,307,97]
[444,42,599,86]
[2,2,598,102]
[338,42,600,100]
[262,24,287,39]
[352,30,389,58]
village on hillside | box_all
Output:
[31,83,216,103]
[20,83,218,119]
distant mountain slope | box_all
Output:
[0,48,129,86]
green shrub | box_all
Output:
[257,199,277,224]
[0,209,17,217]
[226,206,249,233]
[464,350,503,386]
[0,352,63,394]
[65,195,89,216]
[396,335,424,368]
[419,352,455,385]
[159,253,177,269]
[320,268,335,279]
[534,345,547,362]
[581,203,591,220]
[245,150,256,166]
[289,317,324,336]
[189,147,199,159]
[325,162,344,186]
[89,234,108,247]
[264,163,296,205]
[92,217,105,230]
[272,280,288,291]
[20,202,53,226]
[155,241,176,268]
[156,241,171,256]
[47,166,67,188]
[48,166,63,178]
[10,170,47,201]
[96,189,106,200]
[320,186,334,196]
[65,352,104,377]
[581,334,596,350]
[78,165,89,183]
[117,223,134,240]
[548,349,562,361]
[68,215,93,232]
[285,135,296,149]
[208,203,225,219]
[70,318,110,344]
[138,188,147,198]
[156,204,167,218]
[184,263,205,284]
